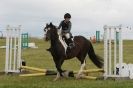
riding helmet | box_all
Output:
[64,13,71,18]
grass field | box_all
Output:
[0,38,133,88]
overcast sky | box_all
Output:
[0,0,133,39]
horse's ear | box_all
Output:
[46,23,48,26]
[50,22,53,26]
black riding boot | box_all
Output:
[67,38,75,50]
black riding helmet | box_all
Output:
[64,13,71,19]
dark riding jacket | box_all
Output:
[58,20,72,33]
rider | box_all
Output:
[58,13,74,50]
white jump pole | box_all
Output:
[109,28,112,75]
[5,25,10,73]
[13,29,17,71]
[104,25,108,79]
[5,25,21,73]
[17,25,22,72]
[114,28,117,75]
[119,26,123,76]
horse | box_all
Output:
[44,23,103,80]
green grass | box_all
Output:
[0,38,133,88]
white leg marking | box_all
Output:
[54,72,61,81]
[76,60,86,79]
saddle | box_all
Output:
[46,34,74,54]
[62,35,75,50]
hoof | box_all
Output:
[76,74,82,79]
[76,76,82,79]
[53,76,61,81]
[62,71,69,78]
[76,73,85,79]
[53,72,61,81]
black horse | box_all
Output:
[44,23,103,80]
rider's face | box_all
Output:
[65,18,70,22]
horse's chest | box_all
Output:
[50,48,65,58]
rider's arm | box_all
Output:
[67,22,72,32]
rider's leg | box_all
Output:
[65,33,74,49]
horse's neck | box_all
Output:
[50,30,68,55]
[50,31,60,47]
[51,38,58,46]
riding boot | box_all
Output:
[67,38,75,50]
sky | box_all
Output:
[0,0,133,39]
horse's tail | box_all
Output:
[87,41,103,68]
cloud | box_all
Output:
[0,0,133,38]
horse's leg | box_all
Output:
[54,59,64,81]
[76,52,87,79]
[76,59,86,79]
